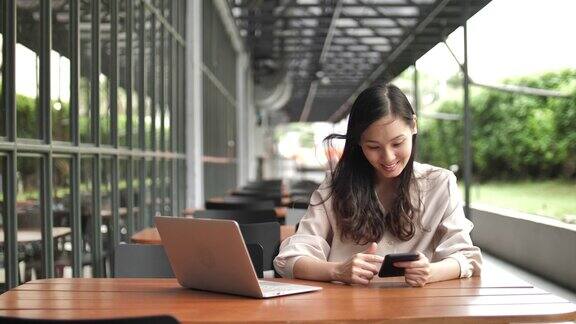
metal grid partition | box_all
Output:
[202,0,239,199]
[229,0,491,122]
[0,0,186,290]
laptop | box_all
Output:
[155,216,322,298]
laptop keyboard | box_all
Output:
[258,280,309,294]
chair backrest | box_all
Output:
[205,199,275,210]
[114,244,174,278]
[194,209,278,224]
[245,179,282,190]
[231,191,283,206]
[239,222,280,271]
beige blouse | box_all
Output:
[274,162,482,279]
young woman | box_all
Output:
[274,84,482,287]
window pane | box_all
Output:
[16,1,41,139]
[132,2,140,148]
[118,0,128,147]
[179,159,185,213]
[162,0,170,19]
[100,157,112,277]
[132,159,141,230]
[155,23,163,151]
[144,9,153,150]
[179,44,185,153]
[145,159,153,225]
[52,0,71,142]
[1,12,5,137]
[100,0,112,145]
[0,157,6,291]
[17,157,43,282]
[157,159,164,215]
[53,157,72,278]
[119,159,128,243]
[164,159,172,216]
[79,0,93,143]
[80,156,93,278]
[164,29,171,151]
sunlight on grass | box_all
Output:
[459,180,576,222]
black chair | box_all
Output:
[205,199,275,211]
[193,209,278,224]
[246,243,264,278]
[230,191,283,206]
[114,244,174,278]
[244,179,283,190]
[288,196,311,210]
[239,222,281,272]
[114,241,267,279]
[290,179,320,192]
[0,315,179,324]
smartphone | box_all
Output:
[378,253,420,277]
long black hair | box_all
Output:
[323,83,422,244]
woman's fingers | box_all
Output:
[394,254,429,269]
[353,267,376,280]
[359,253,384,264]
[351,274,370,285]
[404,267,430,276]
[405,278,419,287]
[405,276,425,287]
[354,258,380,274]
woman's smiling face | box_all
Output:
[360,114,416,181]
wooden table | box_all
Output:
[131,225,296,244]
[0,273,574,323]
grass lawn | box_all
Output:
[458,180,576,223]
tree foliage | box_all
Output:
[419,69,576,181]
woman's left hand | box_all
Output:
[393,252,432,287]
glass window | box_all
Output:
[52,0,71,142]
[118,159,129,243]
[100,157,112,277]
[0,0,186,288]
[144,9,153,151]
[162,0,170,19]
[80,156,93,278]
[100,0,112,145]
[118,0,129,147]
[157,159,164,215]
[155,23,163,151]
[17,157,43,282]
[164,28,171,151]
[164,159,172,216]
[1,7,5,137]
[53,157,72,277]
[79,0,93,143]
[132,2,140,149]
[16,1,41,139]
[179,44,185,153]
[179,160,185,213]
[0,157,6,290]
[133,159,141,230]
[145,159,153,225]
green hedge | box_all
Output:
[419,69,576,181]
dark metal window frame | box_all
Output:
[0,0,186,290]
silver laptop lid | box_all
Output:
[155,216,263,298]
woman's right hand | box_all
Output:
[332,242,383,285]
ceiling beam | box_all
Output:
[329,0,452,122]
[300,0,343,122]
